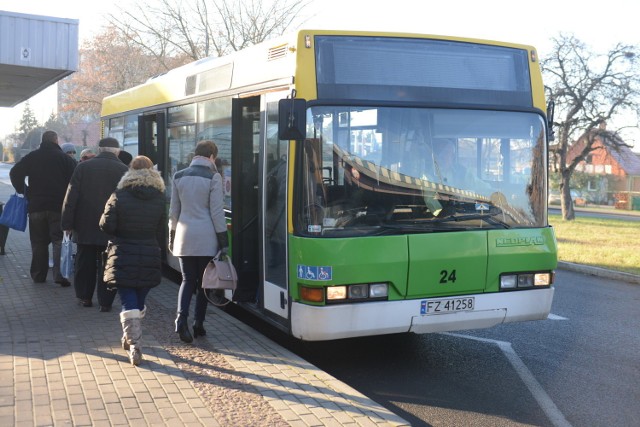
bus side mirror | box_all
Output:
[278,98,306,140]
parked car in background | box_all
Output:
[549,189,587,206]
[574,191,588,207]
[548,190,562,205]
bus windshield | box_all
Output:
[296,106,547,237]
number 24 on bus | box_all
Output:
[101,29,557,341]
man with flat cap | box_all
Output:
[62,137,129,311]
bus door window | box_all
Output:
[122,115,139,157]
[264,98,288,287]
[197,97,232,209]
[108,116,124,144]
[165,104,196,194]
[168,125,196,170]
[138,114,165,176]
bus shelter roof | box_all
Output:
[0,10,78,107]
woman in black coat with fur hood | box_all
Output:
[99,155,166,366]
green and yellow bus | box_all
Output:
[101,29,557,341]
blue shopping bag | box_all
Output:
[0,193,28,232]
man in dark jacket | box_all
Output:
[61,137,128,311]
[10,130,77,286]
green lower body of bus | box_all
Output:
[286,227,557,340]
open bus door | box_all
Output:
[232,94,290,325]
[262,92,291,323]
[138,112,175,267]
[231,97,261,303]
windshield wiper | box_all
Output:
[430,212,512,228]
[372,220,477,233]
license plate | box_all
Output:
[420,297,475,314]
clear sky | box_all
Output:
[2,0,639,147]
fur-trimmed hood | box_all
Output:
[117,168,165,199]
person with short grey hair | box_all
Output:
[99,146,119,155]
[79,148,96,162]
[61,137,128,311]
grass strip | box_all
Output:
[549,214,640,276]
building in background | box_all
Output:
[567,135,640,209]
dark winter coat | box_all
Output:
[9,140,76,213]
[99,168,166,289]
[61,151,128,245]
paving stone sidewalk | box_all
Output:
[0,179,409,427]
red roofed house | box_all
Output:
[567,136,640,209]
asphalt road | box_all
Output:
[0,162,11,185]
[549,206,640,221]
[247,270,640,427]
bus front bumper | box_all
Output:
[290,287,554,341]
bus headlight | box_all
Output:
[324,283,389,303]
[500,272,553,290]
[534,273,552,286]
[369,283,388,298]
[326,286,347,300]
[500,275,517,289]
[348,284,368,299]
[518,274,534,288]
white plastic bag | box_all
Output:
[60,233,74,279]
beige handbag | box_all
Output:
[202,251,237,306]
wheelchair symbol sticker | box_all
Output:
[297,265,332,281]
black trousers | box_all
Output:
[74,243,116,307]
[28,211,64,283]
[177,256,210,322]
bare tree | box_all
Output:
[58,26,189,121]
[542,34,640,220]
[107,0,311,61]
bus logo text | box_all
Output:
[496,236,544,247]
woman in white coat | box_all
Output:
[168,140,228,343]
